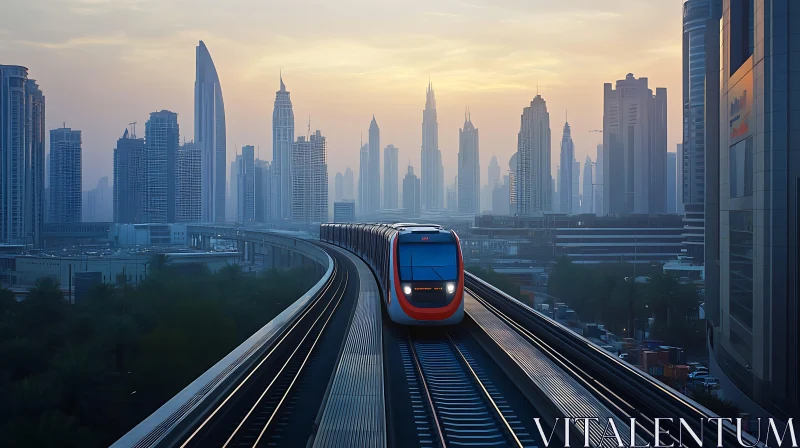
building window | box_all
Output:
[730,137,753,198]
[730,0,755,75]
[729,210,753,331]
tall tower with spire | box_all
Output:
[272,73,295,220]
[194,40,227,223]
[559,119,574,213]
[368,115,381,212]
[458,108,480,214]
[517,94,552,215]
[421,81,442,210]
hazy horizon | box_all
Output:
[1,0,684,192]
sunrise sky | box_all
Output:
[1,0,684,190]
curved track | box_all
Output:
[178,249,357,448]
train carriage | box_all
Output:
[321,222,464,325]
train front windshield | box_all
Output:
[398,242,458,281]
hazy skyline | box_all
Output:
[1,0,683,190]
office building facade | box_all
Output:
[176,141,202,223]
[49,127,82,224]
[194,40,227,223]
[291,130,328,222]
[667,151,678,213]
[272,75,295,220]
[402,164,421,217]
[254,159,271,223]
[384,144,399,209]
[706,0,799,421]
[143,111,179,223]
[237,145,255,223]
[457,113,480,214]
[582,156,594,214]
[516,95,552,215]
[333,201,356,223]
[602,74,668,215]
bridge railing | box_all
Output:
[112,232,333,448]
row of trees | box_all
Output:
[547,257,704,351]
[0,257,318,447]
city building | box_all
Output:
[517,94,552,215]
[384,144,399,209]
[676,143,685,213]
[227,156,241,222]
[358,142,369,213]
[682,0,722,262]
[595,144,603,215]
[333,201,356,223]
[49,127,82,224]
[113,128,145,224]
[582,156,593,214]
[554,165,560,214]
[83,177,112,222]
[334,172,344,202]
[602,74,668,215]
[194,40,227,223]
[175,141,202,223]
[343,167,354,201]
[572,160,580,214]
[143,110,179,224]
[367,116,381,212]
[457,111,480,214]
[559,120,574,214]
[446,183,458,211]
[1,66,45,246]
[492,174,511,216]
[237,145,255,223]
[508,152,518,215]
[291,130,328,222]
[486,155,501,212]
[666,151,677,213]
[272,75,295,220]
[705,0,798,421]
[254,159,271,222]
[421,81,443,210]
[402,164,421,218]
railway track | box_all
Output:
[178,253,352,448]
[401,330,536,448]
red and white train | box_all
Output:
[320,223,464,326]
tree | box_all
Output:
[0,286,15,314]
[148,254,172,273]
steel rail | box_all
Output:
[179,261,342,447]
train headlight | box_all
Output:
[446,283,455,294]
[403,285,412,295]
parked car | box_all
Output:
[689,370,710,380]
[703,377,719,389]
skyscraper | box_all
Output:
[492,174,511,216]
[457,111,480,214]
[176,141,202,223]
[516,94,552,215]
[402,164,421,217]
[676,143,685,213]
[272,74,295,220]
[237,145,255,223]
[368,116,381,212]
[421,82,442,210]
[485,155,501,213]
[334,172,344,202]
[84,177,113,222]
[113,128,144,223]
[666,151,677,213]
[358,142,369,213]
[706,0,798,420]
[143,110,179,223]
[292,130,328,222]
[1,66,45,245]
[682,0,722,262]
[582,156,593,214]
[383,144,399,209]
[595,144,604,215]
[602,74,667,214]
[343,167,354,201]
[254,159,271,223]
[194,40,227,223]
[558,120,574,213]
[572,160,580,214]
[228,156,240,221]
[49,127,82,223]
[508,152,518,216]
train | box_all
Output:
[320,223,464,325]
